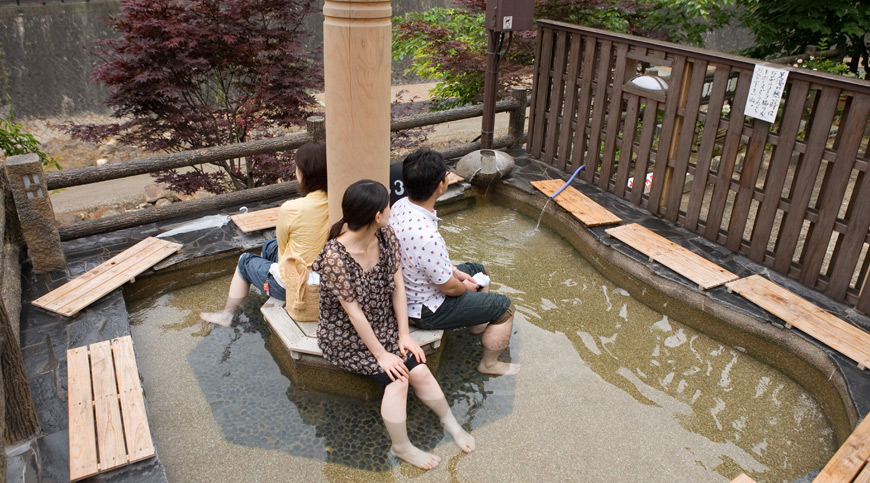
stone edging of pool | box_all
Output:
[495,154,870,454]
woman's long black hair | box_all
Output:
[328,180,390,240]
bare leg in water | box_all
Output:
[410,365,475,453]
[381,377,441,470]
[478,316,520,376]
[199,267,248,327]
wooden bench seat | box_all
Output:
[812,415,870,482]
[33,237,182,317]
[531,179,622,227]
[231,173,466,233]
[260,297,444,360]
[67,336,155,481]
[605,223,738,290]
[727,275,870,370]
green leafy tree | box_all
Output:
[738,0,869,78]
[393,0,735,109]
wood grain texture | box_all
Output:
[67,347,98,481]
[111,336,155,463]
[727,275,870,369]
[813,415,870,482]
[531,179,622,227]
[606,223,738,289]
[89,341,128,472]
[33,237,182,317]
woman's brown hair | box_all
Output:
[295,141,327,194]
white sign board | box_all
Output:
[744,64,789,123]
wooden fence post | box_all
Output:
[306,116,325,143]
[659,61,694,210]
[508,87,528,149]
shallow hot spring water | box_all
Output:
[129,204,836,482]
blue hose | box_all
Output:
[549,165,585,199]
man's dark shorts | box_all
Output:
[411,262,511,331]
[237,238,286,300]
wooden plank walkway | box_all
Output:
[813,415,870,482]
[67,336,155,481]
[33,237,182,317]
[261,297,444,360]
[727,275,870,370]
[605,223,738,290]
[232,173,466,233]
[531,179,622,227]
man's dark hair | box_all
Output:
[402,147,447,201]
[295,141,328,194]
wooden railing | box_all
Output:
[41,93,527,241]
[528,20,870,313]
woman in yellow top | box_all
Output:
[200,142,329,327]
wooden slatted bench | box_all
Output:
[605,223,738,290]
[531,179,622,227]
[260,297,444,360]
[231,173,466,233]
[726,275,870,370]
[813,415,870,482]
[33,237,182,317]
[67,336,155,481]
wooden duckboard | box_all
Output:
[33,237,182,317]
[727,275,870,370]
[605,223,738,290]
[261,297,443,360]
[231,174,465,234]
[813,414,870,482]
[230,206,281,234]
[67,336,155,481]
[531,179,622,227]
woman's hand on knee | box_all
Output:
[399,334,426,364]
[376,352,409,381]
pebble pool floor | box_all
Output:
[128,203,836,482]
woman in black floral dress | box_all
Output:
[313,180,475,470]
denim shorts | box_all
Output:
[237,238,286,300]
[411,262,511,331]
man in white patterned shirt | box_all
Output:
[389,148,519,375]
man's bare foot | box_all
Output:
[443,420,475,453]
[469,323,488,335]
[477,360,520,376]
[390,444,441,470]
[199,310,233,327]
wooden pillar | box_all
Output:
[323,0,392,224]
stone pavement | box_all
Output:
[9,150,870,482]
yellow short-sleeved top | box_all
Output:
[276,189,329,284]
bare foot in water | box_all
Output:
[390,444,441,470]
[199,310,233,327]
[443,420,475,453]
[477,361,520,376]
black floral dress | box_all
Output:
[313,226,401,376]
